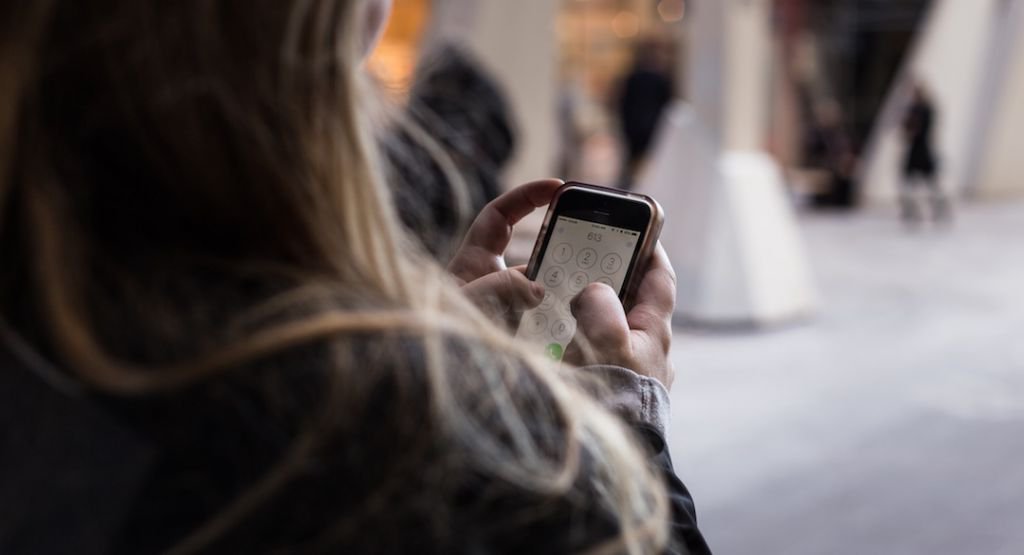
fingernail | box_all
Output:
[531,282,546,302]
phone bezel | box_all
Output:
[525,182,663,306]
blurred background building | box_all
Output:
[371,1,1024,553]
[371,0,1024,202]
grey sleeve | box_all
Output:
[578,365,671,438]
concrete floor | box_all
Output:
[667,201,1024,555]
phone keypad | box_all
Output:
[517,220,637,361]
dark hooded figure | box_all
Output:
[901,84,949,224]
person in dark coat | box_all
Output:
[901,84,949,224]
[616,37,675,189]
[0,1,712,554]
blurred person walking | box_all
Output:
[900,84,949,224]
[616,37,675,189]
[0,1,711,555]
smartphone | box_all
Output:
[516,182,664,361]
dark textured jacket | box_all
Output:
[0,331,711,555]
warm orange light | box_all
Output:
[657,0,686,23]
[368,0,430,91]
[612,11,640,38]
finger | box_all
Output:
[463,269,546,315]
[626,243,676,343]
[571,283,630,350]
[461,179,564,257]
[449,179,563,284]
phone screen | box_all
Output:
[516,215,644,361]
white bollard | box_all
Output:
[638,103,818,326]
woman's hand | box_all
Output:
[569,243,677,390]
[449,179,564,323]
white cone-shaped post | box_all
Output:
[637,0,817,325]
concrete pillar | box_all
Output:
[975,1,1024,198]
[427,0,559,189]
[639,0,818,325]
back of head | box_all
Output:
[1,0,414,382]
[6,0,393,276]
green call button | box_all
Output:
[546,343,564,361]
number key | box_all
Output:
[569,271,589,293]
[552,319,575,343]
[544,266,566,288]
[601,254,623,275]
[576,248,597,269]
[527,313,549,336]
[553,243,573,264]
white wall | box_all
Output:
[975,3,1024,199]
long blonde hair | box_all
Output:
[0,1,669,552]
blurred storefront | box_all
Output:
[371,0,686,97]
[371,0,1022,202]
[369,0,687,185]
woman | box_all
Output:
[0,1,710,554]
